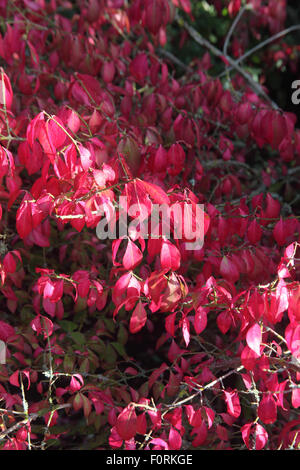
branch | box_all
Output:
[223,5,249,57]
[157,47,193,73]
[176,14,279,109]
[236,24,300,65]
[0,404,71,441]
[217,24,300,80]
[164,365,244,410]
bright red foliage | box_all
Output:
[0,0,298,451]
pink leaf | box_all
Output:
[255,423,268,450]
[181,316,190,347]
[194,307,207,334]
[242,421,268,450]
[246,322,262,356]
[149,438,169,450]
[69,374,84,393]
[168,427,182,450]
[0,72,13,110]
[160,239,181,271]
[203,406,215,429]
[223,389,241,418]
[292,387,300,408]
[123,239,143,270]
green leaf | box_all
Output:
[64,353,76,373]
[89,339,106,355]
[69,331,86,345]
[111,342,129,360]
[103,318,116,334]
[104,344,117,366]
[58,320,77,332]
[117,324,128,345]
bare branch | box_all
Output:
[176,13,279,109]
[223,5,249,57]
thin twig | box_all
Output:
[0,404,71,441]
[236,24,300,65]
[157,47,193,73]
[223,5,249,57]
[176,13,279,109]
[164,365,244,410]
[0,413,39,440]
[217,24,300,80]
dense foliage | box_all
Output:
[0,0,299,450]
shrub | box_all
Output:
[0,0,299,450]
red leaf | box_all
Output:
[165,312,176,336]
[16,197,33,239]
[116,405,137,441]
[241,422,251,449]
[129,301,147,334]
[0,71,13,110]
[148,362,168,390]
[247,219,262,244]
[31,315,53,339]
[123,239,143,270]
[168,427,182,450]
[254,423,268,450]
[202,406,215,429]
[292,387,300,408]
[137,179,169,205]
[129,53,149,83]
[9,370,20,388]
[160,239,181,271]
[76,73,103,106]
[180,0,192,14]
[191,421,207,447]
[0,321,15,341]
[241,345,260,371]
[273,217,287,246]
[223,389,241,418]
[216,424,228,441]
[79,144,94,171]
[246,323,262,356]
[123,180,152,221]
[241,422,267,450]
[109,426,123,449]
[136,413,147,435]
[285,323,300,359]
[166,371,180,397]
[220,255,240,283]
[149,438,169,450]
[217,309,232,334]
[9,370,31,390]
[69,374,84,393]
[258,393,277,424]
[181,316,190,347]
[3,252,16,273]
